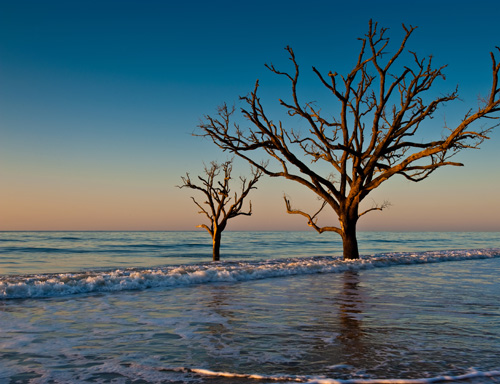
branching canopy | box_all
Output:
[198,21,500,241]
[179,160,262,236]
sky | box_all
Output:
[1,0,499,232]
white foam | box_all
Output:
[170,367,500,383]
[165,367,500,383]
[1,248,499,299]
[304,369,500,383]
[167,367,306,381]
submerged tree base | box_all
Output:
[198,21,500,262]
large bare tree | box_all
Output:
[198,21,500,260]
[179,160,262,261]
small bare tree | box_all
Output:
[179,160,262,261]
[198,21,500,260]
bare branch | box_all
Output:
[198,20,500,260]
[284,195,342,235]
[196,224,212,235]
[179,159,262,260]
[359,200,391,218]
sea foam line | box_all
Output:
[165,367,500,383]
[1,248,499,300]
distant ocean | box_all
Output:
[1,231,500,383]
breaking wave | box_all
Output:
[1,248,499,300]
[168,367,500,383]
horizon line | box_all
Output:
[1,229,499,233]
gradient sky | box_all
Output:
[1,0,499,231]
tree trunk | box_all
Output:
[341,218,360,260]
[212,230,222,261]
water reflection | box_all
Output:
[337,270,367,362]
[195,271,374,377]
[297,269,375,377]
[204,283,236,337]
[339,271,364,331]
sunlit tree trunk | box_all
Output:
[212,228,222,261]
[338,202,360,259]
[341,219,360,260]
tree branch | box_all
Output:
[197,20,500,253]
[179,159,262,237]
[284,195,342,235]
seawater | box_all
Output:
[1,231,500,383]
[1,231,499,275]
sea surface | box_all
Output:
[1,231,500,383]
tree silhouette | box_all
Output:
[198,21,500,260]
[179,160,262,261]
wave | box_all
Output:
[110,242,212,249]
[2,243,212,254]
[169,368,500,384]
[1,248,499,300]
[1,246,94,254]
[165,367,500,383]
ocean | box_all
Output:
[1,231,499,383]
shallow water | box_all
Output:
[1,232,500,383]
[1,231,499,275]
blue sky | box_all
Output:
[1,0,499,231]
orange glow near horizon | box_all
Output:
[2,169,499,232]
